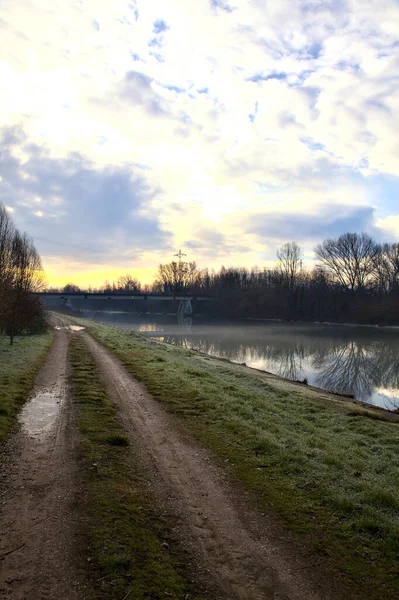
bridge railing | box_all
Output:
[37,292,214,300]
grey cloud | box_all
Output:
[149,52,165,63]
[297,85,320,110]
[300,0,349,17]
[302,42,323,60]
[185,229,225,249]
[226,154,353,186]
[184,229,248,259]
[300,137,329,152]
[0,127,170,264]
[120,70,168,116]
[174,127,191,138]
[279,111,303,129]
[210,0,234,14]
[336,60,362,73]
[118,72,195,128]
[243,204,376,243]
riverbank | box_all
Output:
[63,314,399,600]
[244,316,399,330]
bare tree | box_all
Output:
[117,273,141,292]
[276,242,303,289]
[372,243,399,294]
[315,233,378,292]
[0,205,15,332]
[62,283,81,293]
[7,231,46,344]
[155,261,201,294]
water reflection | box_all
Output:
[80,310,399,410]
[159,327,399,411]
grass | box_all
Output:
[65,315,399,600]
[69,336,205,600]
[0,332,53,446]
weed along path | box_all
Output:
[0,326,92,600]
[82,330,350,600]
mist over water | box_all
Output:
[81,310,399,411]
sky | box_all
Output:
[1,0,399,288]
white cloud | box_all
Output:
[376,215,399,240]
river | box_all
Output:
[81,310,399,411]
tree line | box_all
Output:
[52,231,399,325]
[52,273,142,295]
[152,233,399,324]
[0,204,46,344]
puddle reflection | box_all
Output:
[20,390,62,435]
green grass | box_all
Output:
[70,336,205,600]
[0,332,53,446]
[65,316,399,600]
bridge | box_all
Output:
[38,292,214,316]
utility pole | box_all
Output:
[174,249,187,263]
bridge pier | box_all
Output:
[177,298,193,316]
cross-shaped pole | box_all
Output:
[174,249,187,263]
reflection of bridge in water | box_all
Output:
[38,292,214,316]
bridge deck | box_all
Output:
[38,293,213,301]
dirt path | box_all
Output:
[83,331,350,600]
[0,327,91,600]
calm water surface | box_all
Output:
[82,311,399,411]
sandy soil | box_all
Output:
[0,326,92,600]
[82,331,352,600]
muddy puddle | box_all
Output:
[18,328,70,436]
[19,390,62,435]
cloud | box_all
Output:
[243,204,376,245]
[376,215,399,241]
[119,70,170,117]
[0,127,170,266]
[211,0,234,14]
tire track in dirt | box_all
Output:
[82,331,350,600]
[0,326,92,600]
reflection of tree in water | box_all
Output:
[162,334,310,381]
[313,341,379,398]
[373,343,399,390]
[161,326,399,410]
[365,342,399,410]
[259,343,306,381]
[313,340,399,409]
